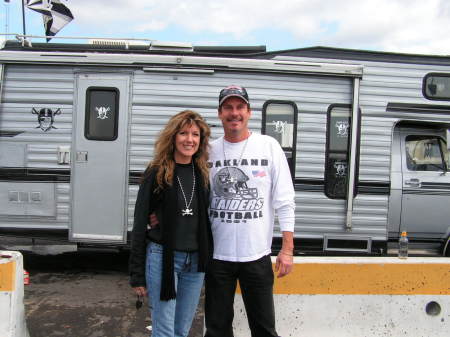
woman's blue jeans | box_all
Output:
[146,242,204,337]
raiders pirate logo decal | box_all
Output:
[335,120,349,137]
[334,161,347,177]
[32,108,61,132]
[95,106,110,120]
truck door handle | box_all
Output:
[405,178,421,187]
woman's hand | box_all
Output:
[132,286,147,297]
[148,212,159,229]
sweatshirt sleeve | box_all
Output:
[269,137,296,232]
[129,170,156,287]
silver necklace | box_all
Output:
[222,134,249,183]
[176,163,196,216]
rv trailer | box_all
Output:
[1,37,450,256]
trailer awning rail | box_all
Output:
[0,49,364,78]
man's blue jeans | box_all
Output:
[146,242,204,337]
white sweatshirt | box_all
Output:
[208,133,295,262]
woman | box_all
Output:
[129,110,213,337]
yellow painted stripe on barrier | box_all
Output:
[273,262,450,295]
[0,260,16,292]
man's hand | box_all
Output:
[275,230,294,278]
[275,250,293,278]
[148,212,159,229]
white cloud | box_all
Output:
[320,0,450,54]
[53,0,450,54]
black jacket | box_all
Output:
[129,165,213,300]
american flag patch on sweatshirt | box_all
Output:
[252,170,266,177]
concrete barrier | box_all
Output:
[233,257,450,337]
[0,251,30,337]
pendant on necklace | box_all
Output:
[181,208,193,216]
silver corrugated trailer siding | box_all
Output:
[0,65,73,229]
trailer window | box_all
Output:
[262,101,298,176]
[85,87,119,141]
[325,106,351,199]
[405,136,446,171]
[423,73,450,100]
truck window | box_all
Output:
[325,105,351,199]
[262,100,298,176]
[85,87,120,141]
[405,135,446,171]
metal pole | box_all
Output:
[4,1,9,35]
[22,0,27,36]
[345,77,361,230]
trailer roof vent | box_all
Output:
[88,39,148,49]
[149,41,193,52]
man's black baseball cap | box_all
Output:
[219,85,249,106]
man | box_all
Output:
[205,85,295,337]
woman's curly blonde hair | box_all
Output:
[144,110,210,190]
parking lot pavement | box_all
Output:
[1,238,204,337]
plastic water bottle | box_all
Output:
[398,231,408,259]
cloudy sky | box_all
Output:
[2,0,450,55]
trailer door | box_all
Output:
[400,132,450,240]
[70,74,130,243]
